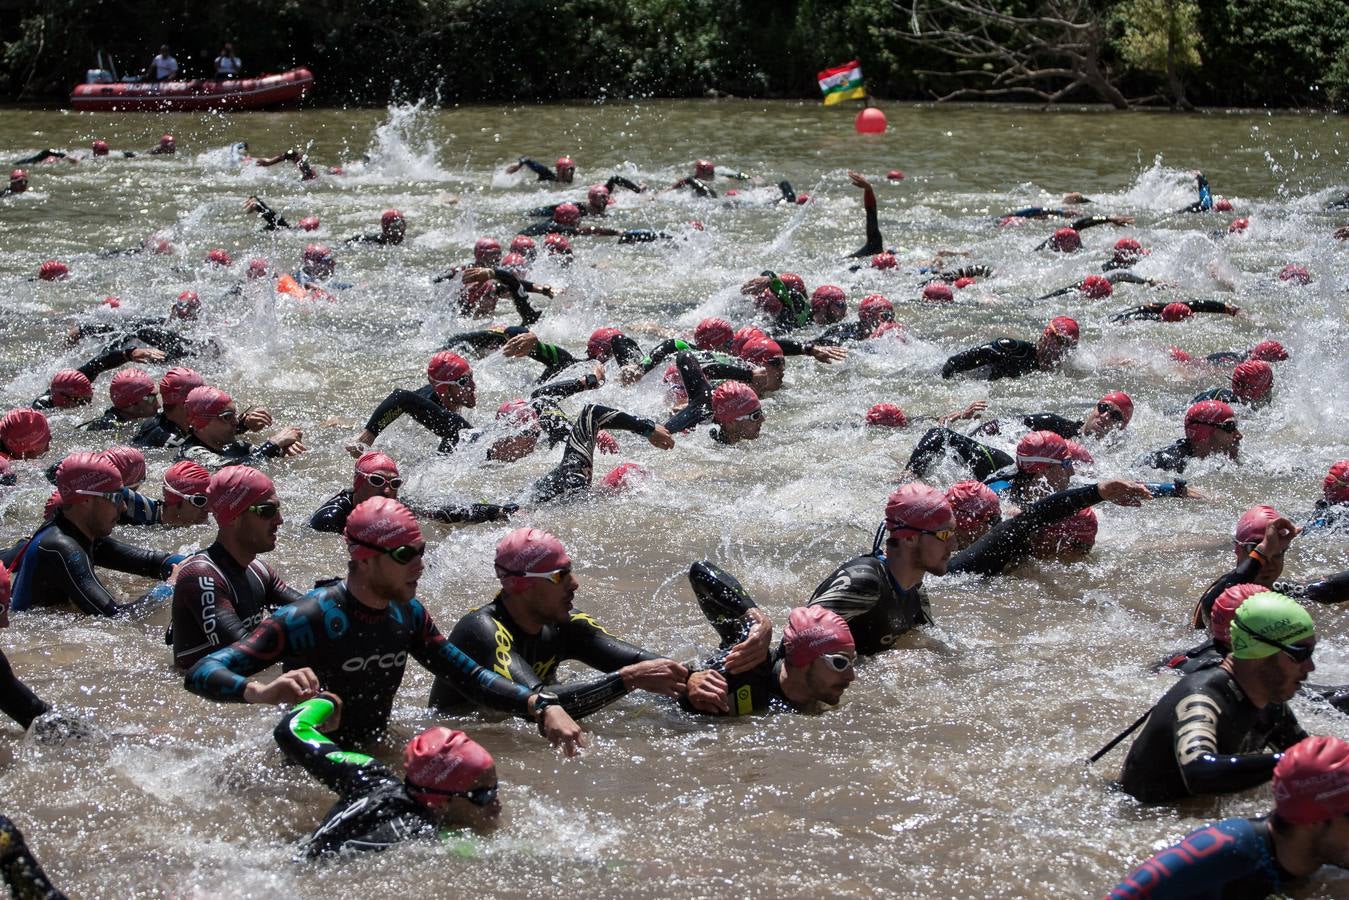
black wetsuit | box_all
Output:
[529,404,659,504]
[185,580,534,746]
[948,484,1106,576]
[3,511,173,616]
[179,435,285,471]
[1031,215,1128,251]
[30,345,142,410]
[1035,270,1154,301]
[848,183,883,258]
[903,426,1013,481]
[247,196,290,230]
[361,385,473,454]
[941,339,1041,381]
[0,649,49,730]
[169,542,304,669]
[76,406,143,433]
[1144,437,1200,474]
[669,176,716,198]
[130,412,189,449]
[1190,386,1269,409]
[69,319,216,364]
[809,554,932,654]
[307,490,515,533]
[428,596,660,715]
[345,232,400,246]
[515,157,559,181]
[274,697,444,858]
[0,815,66,899]
[439,327,583,384]
[812,320,874,346]
[1193,555,1349,628]
[1303,501,1349,534]
[1111,299,1238,322]
[1175,173,1213,214]
[1118,664,1304,803]
[1019,412,1083,440]
[517,221,665,242]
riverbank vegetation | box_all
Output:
[3,0,1348,110]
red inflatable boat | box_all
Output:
[71,68,313,112]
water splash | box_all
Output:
[354,100,449,180]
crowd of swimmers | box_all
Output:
[3,139,1349,898]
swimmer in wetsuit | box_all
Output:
[67,290,219,367]
[941,316,1079,381]
[517,202,669,243]
[1107,735,1349,900]
[345,209,406,246]
[0,567,51,731]
[428,528,688,715]
[242,195,292,230]
[1143,399,1241,474]
[276,695,502,857]
[845,169,883,258]
[4,453,176,617]
[169,468,304,669]
[132,367,260,450]
[1302,459,1349,534]
[186,497,584,751]
[1032,214,1136,252]
[178,386,305,471]
[1110,298,1239,323]
[808,484,955,654]
[528,403,674,504]
[1,169,28,198]
[1173,170,1214,214]
[309,451,515,532]
[349,352,479,456]
[76,368,160,433]
[1190,359,1274,409]
[662,352,765,444]
[0,814,66,899]
[1118,591,1314,804]
[255,148,317,180]
[505,154,576,183]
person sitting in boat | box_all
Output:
[145,45,178,82]
[214,43,241,78]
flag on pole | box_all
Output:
[818,60,865,105]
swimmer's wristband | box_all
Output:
[530,690,561,727]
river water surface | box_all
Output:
[1,100,1348,898]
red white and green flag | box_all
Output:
[818,59,865,105]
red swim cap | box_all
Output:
[1099,391,1134,425]
[1325,460,1349,505]
[56,451,122,504]
[740,336,784,367]
[1112,237,1145,266]
[302,243,333,264]
[1078,274,1112,299]
[1043,316,1080,344]
[694,317,734,350]
[381,209,404,227]
[499,251,528,275]
[1278,263,1311,284]
[1234,504,1281,546]
[600,461,649,494]
[1066,440,1093,465]
[886,170,905,181]
[38,260,70,281]
[553,203,581,226]
[922,282,954,303]
[427,351,471,386]
[298,216,320,232]
[1248,340,1289,363]
[10,169,26,183]
[543,233,572,256]
[100,296,121,308]
[1160,302,1193,322]
[1049,227,1081,252]
[811,285,847,317]
[163,459,210,500]
[102,445,146,487]
[1228,217,1250,234]
[109,368,155,410]
[953,276,976,289]
[729,326,768,357]
[885,484,954,534]
[1168,346,1195,364]
[858,294,895,328]
[159,133,175,148]
[50,370,93,407]
[184,385,233,428]
[246,258,270,279]
[1273,736,1349,824]
[495,398,539,432]
[1210,583,1266,645]
[587,327,624,361]
[945,481,1000,533]
[509,235,536,258]
[783,606,854,667]
[1214,198,1233,212]
[711,381,761,425]
[354,450,400,489]
[1232,360,1273,402]
[779,273,806,297]
[1016,430,1072,473]
[494,527,569,584]
[694,159,714,180]
[172,290,201,320]
[1031,507,1098,556]
[556,156,575,172]
[1185,399,1235,429]
[587,184,610,209]
[865,403,908,428]
[474,237,501,265]
[404,727,494,803]
[870,251,897,270]
[345,496,422,559]
[92,140,109,156]
[206,248,232,267]
[0,408,49,457]
[159,367,204,407]
[795,193,810,204]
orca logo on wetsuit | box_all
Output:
[340,651,408,672]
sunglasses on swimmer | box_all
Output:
[247,502,281,519]
[361,472,403,489]
[502,566,572,585]
[349,536,425,564]
[163,483,209,508]
[736,409,765,423]
[1096,402,1125,423]
[913,527,955,542]
[820,653,854,672]
[74,488,127,507]
[1198,418,1239,433]
[1232,619,1314,663]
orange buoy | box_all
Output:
[855,107,887,134]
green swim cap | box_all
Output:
[1230,591,1315,660]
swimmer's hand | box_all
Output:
[1106,215,1135,226]
[722,607,772,674]
[244,668,319,705]
[619,364,644,386]
[808,344,848,364]
[685,670,730,715]
[847,169,872,190]
[938,400,987,425]
[647,425,675,449]
[316,692,343,733]
[129,347,166,364]
[591,363,606,385]
[1098,480,1153,507]
[346,435,373,458]
[621,659,690,698]
[537,705,586,757]
[1257,517,1299,560]
[460,267,491,285]
[740,275,770,296]
[238,407,273,432]
[501,332,538,358]
[531,283,555,298]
